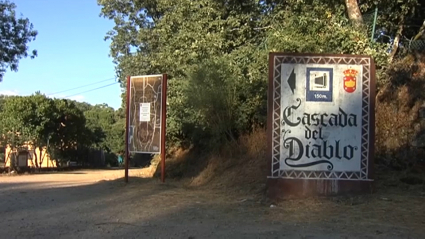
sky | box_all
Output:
[0,0,122,109]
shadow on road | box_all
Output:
[0,174,423,238]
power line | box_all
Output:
[63,82,119,98]
[47,77,116,96]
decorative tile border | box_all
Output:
[270,55,372,180]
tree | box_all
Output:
[49,98,89,165]
[345,0,363,24]
[20,93,57,168]
[98,0,391,149]
[358,0,424,61]
[27,93,58,168]
[0,0,38,82]
[0,94,64,168]
[186,57,239,147]
[83,103,116,150]
[75,101,125,157]
[0,94,7,110]
[0,94,99,167]
[107,117,125,155]
[0,96,32,169]
[98,0,271,145]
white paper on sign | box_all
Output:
[139,103,151,122]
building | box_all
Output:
[4,144,57,168]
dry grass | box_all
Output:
[375,54,425,169]
[165,123,425,193]
[163,127,267,194]
[156,125,425,234]
[158,146,206,179]
[137,154,161,177]
[189,127,267,190]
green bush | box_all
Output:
[185,58,240,148]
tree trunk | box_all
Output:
[345,0,363,25]
[411,19,425,65]
[33,148,39,168]
[389,20,404,63]
[10,151,17,172]
[413,20,425,41]
[5,149,11,167]
[39,146,45,166]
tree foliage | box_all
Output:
[185,58,239,148]
[0,94,85,165]
[0,93,125,167]
[81,103,125,154]
[98,0,425,151]
[0,0,37,82]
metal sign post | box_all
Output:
[125,76,130,183]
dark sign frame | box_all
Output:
[125,74,167,183]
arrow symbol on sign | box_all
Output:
[287,68,296,94]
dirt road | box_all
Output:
[0,169,424,239]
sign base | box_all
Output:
[267,178,374,200]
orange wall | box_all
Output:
[5,145,57,168]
